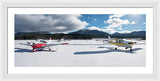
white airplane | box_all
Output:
[103,36,137,51]
[27,37,69,52]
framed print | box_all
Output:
[7,8,154,75]
[0,0,159,81]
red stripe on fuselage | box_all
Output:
[61,43,69,45]
[31,43,46,49]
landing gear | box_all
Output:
[33,49,36,52]
[49,48,51,51]
[115,48,117,50]
[130,48,132,51]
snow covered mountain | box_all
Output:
[70,29,146,39]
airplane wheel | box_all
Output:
[130,49,132,51]
[115,48,117,50]
[33,49,36,52]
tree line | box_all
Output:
[15,33,145,40]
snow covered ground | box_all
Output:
[15,39,146,67]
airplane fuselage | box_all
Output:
[31,43,46,49]
[108,41,136,48]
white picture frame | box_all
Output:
[0,0,159,81]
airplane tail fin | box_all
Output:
[108,36,111,39]
[108,36,112,41]
[103,36,111,45]
[48,37,52,43]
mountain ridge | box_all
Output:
[15,29,146,40]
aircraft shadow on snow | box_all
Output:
[15,48,32,52]
[15,48,57,52]
[68,44,103,46]
[15,43,34,52]
[19,43,30,46]
[74,47,143,55]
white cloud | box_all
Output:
[87,26,142,34]
[111,29,142,34]
[105,27,116,34]
[87,26,109,33]
[15,14,89,33]
[109,14,126,19]
[87,26,127,34]
[117,30,132,33]
[87,26,101,31]
[130,21,136,24]
[105,18,129,25]
[113,29,142,34]
[104,14,130,34]
[132,29,142,32]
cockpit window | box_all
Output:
[116,39,123,43]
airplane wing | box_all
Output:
[19,43,32,46]
[46,44,61,47]
[46,42,69,47]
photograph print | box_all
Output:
[14,13,146,67]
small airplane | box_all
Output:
[103,36,137,51]
[27,37,69,52]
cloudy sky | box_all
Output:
[15,14,146,34]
